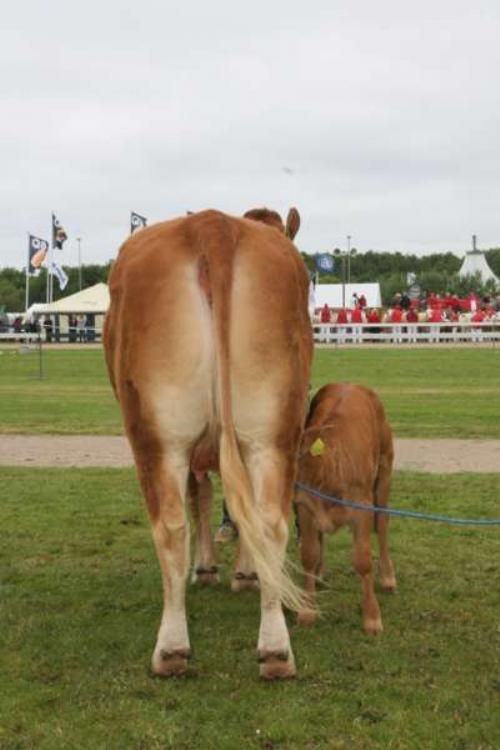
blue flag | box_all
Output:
[315,254,335,273]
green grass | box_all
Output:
[1,345,500,437]
[1,468,499,750]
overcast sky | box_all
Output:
[2,0,499,269]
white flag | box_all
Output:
[51,261,69,291]
[308,280,317,319]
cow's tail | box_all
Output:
[197,214,305,612]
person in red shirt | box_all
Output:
[389,306,403,343]
[366,308,381,341]
[427,306,443,342]
[335,307,348,343]
[358,293,367,309]
[405,307,418,343]
[320,303,332,323]
[350,305,365,343]
[471,308,485,343]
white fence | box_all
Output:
[312,321,500,345]
[2,322,499,346]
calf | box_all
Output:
[295,383,397,634]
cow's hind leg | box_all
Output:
[245,450,296,680]
[188,474,218,585]
[232,538,259,592]
[352,504,383,635]
[134,446,192,676]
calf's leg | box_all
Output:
[296,503,321,626]
[374,447,397,592]
[352,509,383,635]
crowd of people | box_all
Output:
[315,290,500,343]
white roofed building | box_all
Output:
[459,236,498,285]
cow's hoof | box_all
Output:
[363,618,383,636]
[380,577,397,593]
[231,572,259,592]
[258,650,296,680]
[152,648,191,677]
[297,608,317,626]
[194,566,219,586]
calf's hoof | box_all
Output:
[363,618,383,636]
[297,608,317,626]
[152,648,191,677]
[231,571,259,593]
[258,649,296,680]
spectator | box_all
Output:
[350,305,365,344]
[68,315,78,343]
[358,293,367,309]
[400,292,411,311]
[77,315,86,343]
[320,303,332,323]
[427,306,444,343]
[389,305,403,343]
[405,306,418,343]
[336,307,348,343]
[471,308,485,343]
[366,307,381,340]
[43,316,53,343]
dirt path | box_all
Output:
[0,435,499,473]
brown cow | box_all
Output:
[294,383,397,634]
[104,207,312,679]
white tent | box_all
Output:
[26,283,110,318]
[459,252,498,285]
[312,282,382,309]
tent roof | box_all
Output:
[313,283,382,309]
[459,252,498,283]
[28,283,110,316]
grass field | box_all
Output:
[1,346,500,437]
[1,467,499,750]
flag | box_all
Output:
[131,211,147,233]
[28,234,49,276]
[315,253,335,273]
[52,213,68,249]
[50,261,69,291]
[308,280,317,319]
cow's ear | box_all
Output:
[285,207,300,240]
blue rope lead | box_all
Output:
[295,481,500,527]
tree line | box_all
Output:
[0,249,499,313]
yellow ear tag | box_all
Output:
[310,437,326,457]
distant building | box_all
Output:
[459,235,498,284]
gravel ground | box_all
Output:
[0,435,499,473]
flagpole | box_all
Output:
[77,237,82,290]
[25,233,30,312]
[47,214,53,304]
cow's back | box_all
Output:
[104,210,312,454]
